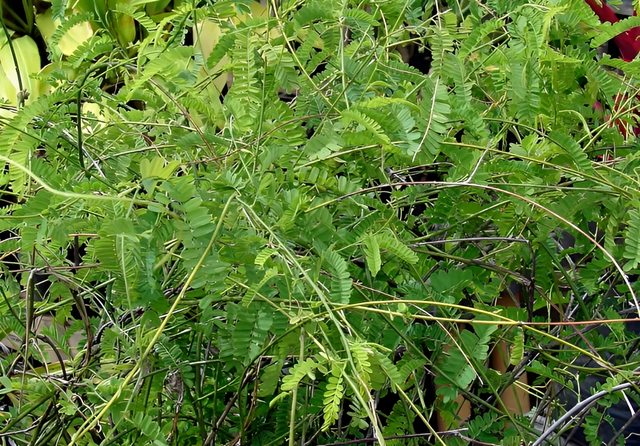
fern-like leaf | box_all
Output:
[304,125,345,160]
[351,343,374,386]
[51,0,67,21]
[375,353,403,391]
[230,309,256,361]
[343,9,380,27]
[377,232,419,265]
[324,249,352,304]
[225,30,262,131]
[434,326,496,401]
[446,53,488,139]
[206,30,237,69]
[459,18,505,60]
[624,209,640,271]
[509,59,540,124]
[362,234,381,277]
[67,35,114,68]
[114,3,157,33]
[49,12,94,58]
[281,358,318,391]
[590,15,640,48]
[0,96,49,195]
[510,327,524,365]
[255,247,278,267]
[295,29,320,66]
[322,374,345,430]
[398,358,427,383]
[428,13,456,77]
[549,131,595,175]
[293,4,335,27]
[94,217,141,304]
[415,78,450,160]
[341,109,391,147]
[127,47,194,100]
[242,267,278,307]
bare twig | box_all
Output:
[532,382,638,446]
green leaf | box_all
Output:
[323,249,352,304]
[362,233,381,277]
[255,247,277,267]
[590,15,640,48]
[375,352,403,391]
[139,157,180,180]
[549,131,594,175]
[49,12,94,58]
[510,327,524,366]
[322,373,345,430]
[114,3,158,33]
[281,358,319,391]
[414,78,450,159]
[225,29,263,132]
[377,232,418,265]
[242,267,278,307]
[459,18,504,59]
[0,95,48,194]
[0,376,12,390]
[51,0,67,21]
[341,109,391,147]
[624,209,640,271]
[0,35,42,101]
[127,47,194,101]
[428,14,455,77]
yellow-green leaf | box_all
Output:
[362,233,381,277]
[36,10,93,56]
[139,157,180,180]
[0,35,41,103]
[510,327,524,366]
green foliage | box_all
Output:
[435,323,498,402]
[624,208,640,271]
[0,0,639,445]
[362,233,381,277]
[590,16,640,48]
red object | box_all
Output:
[585,0,640,138]
[613,93,640,137]
[584,0,640,61]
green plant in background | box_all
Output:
[0,0,639,445]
